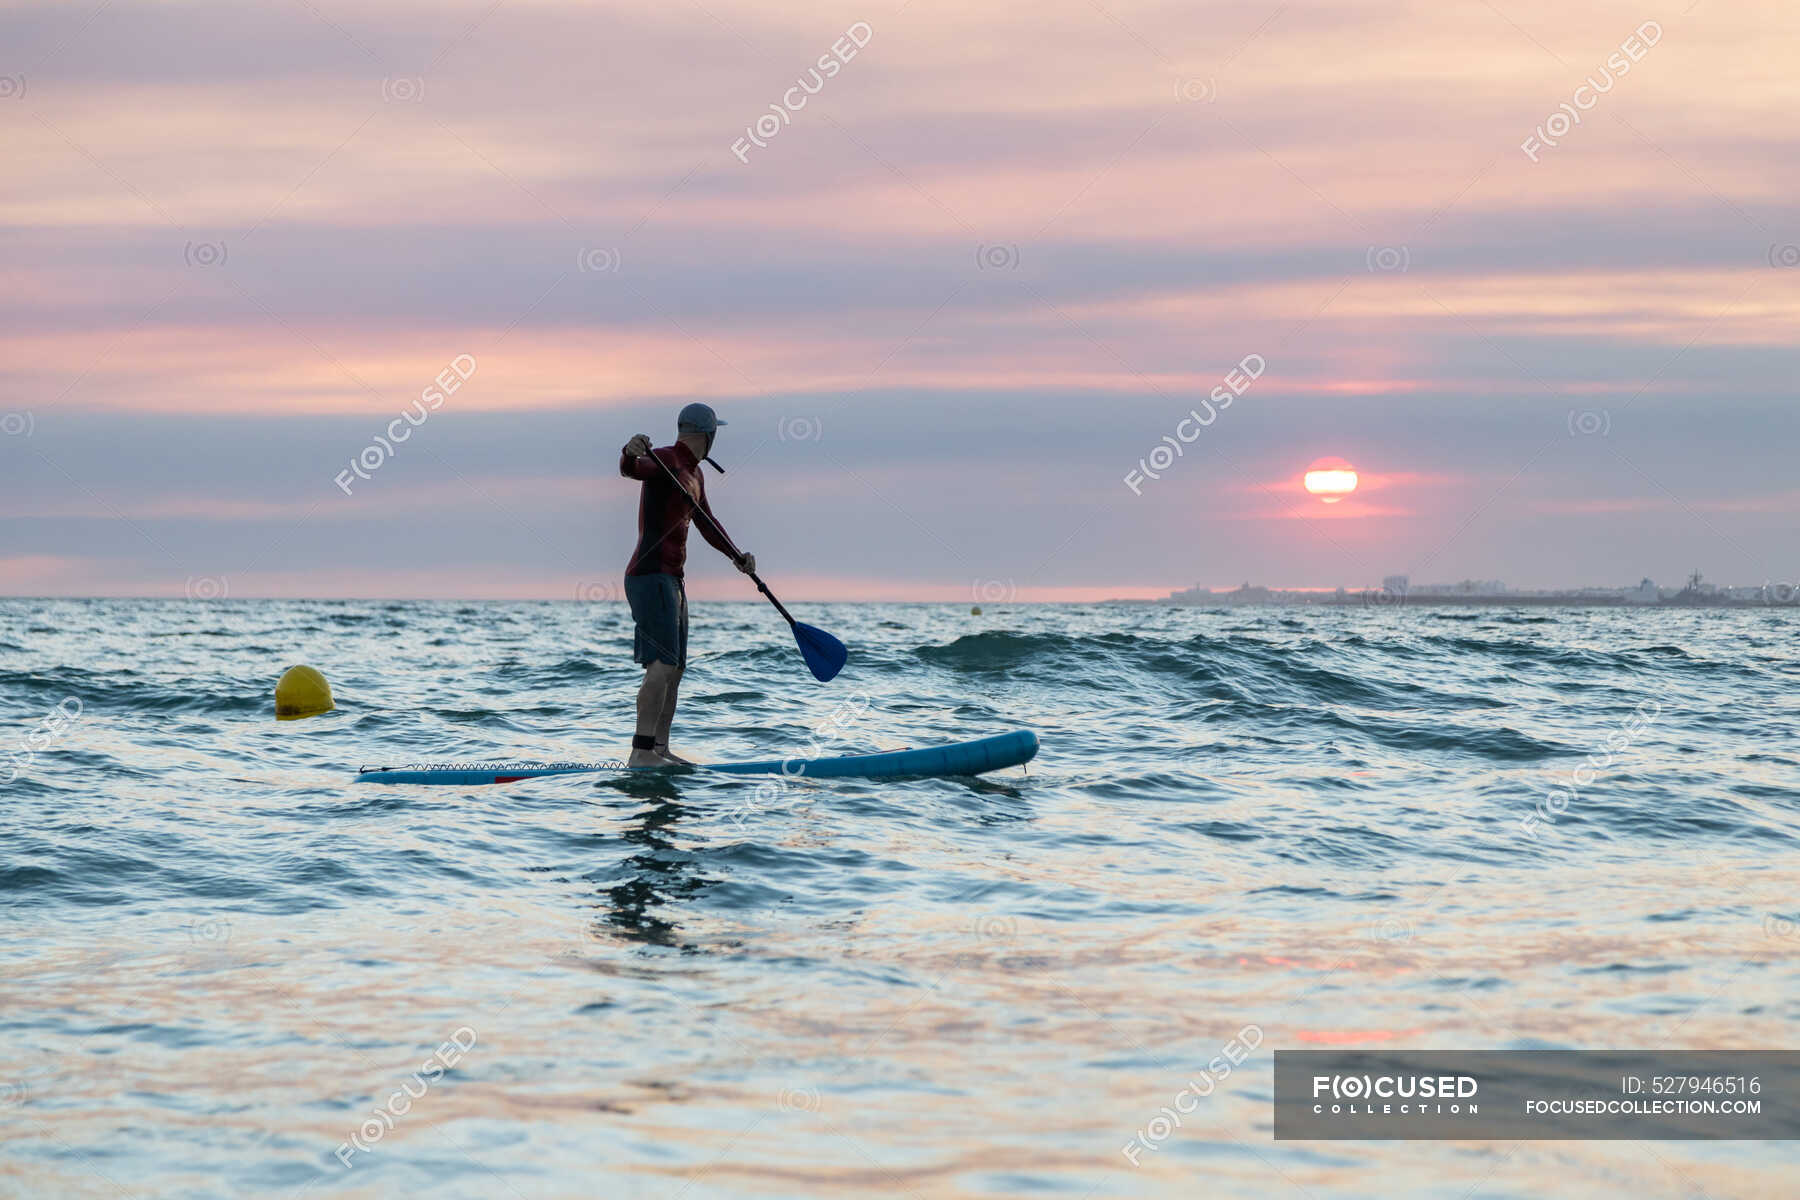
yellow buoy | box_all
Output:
[275,665,335,720]
[971,605,982,616]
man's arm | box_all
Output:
[619,434,658,479]
[692,484,756,575]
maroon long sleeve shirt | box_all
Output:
[620,440,738,577]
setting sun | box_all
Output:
[1303,457,1359,503]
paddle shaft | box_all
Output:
[644,447,798,629]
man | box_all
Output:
[619,402,755,767]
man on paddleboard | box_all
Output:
[619,402,755,767]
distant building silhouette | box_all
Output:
[1153,568,1795,608]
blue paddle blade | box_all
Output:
[793,622,848,682]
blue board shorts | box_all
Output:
[624,572,687,669]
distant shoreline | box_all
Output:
[1147,593,1798,609]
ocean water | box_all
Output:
[3,598,1798,1199]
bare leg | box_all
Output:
[654,667,693,762]
[631,661,680,766]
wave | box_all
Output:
[912,630,1513,713]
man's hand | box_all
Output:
[623,433,651,457]
[735,552,756,576]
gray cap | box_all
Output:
[677,402,727,433]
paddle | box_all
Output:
[646,447,847,682]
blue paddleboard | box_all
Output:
[356,729,1038,786]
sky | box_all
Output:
[2,0,1796,601]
